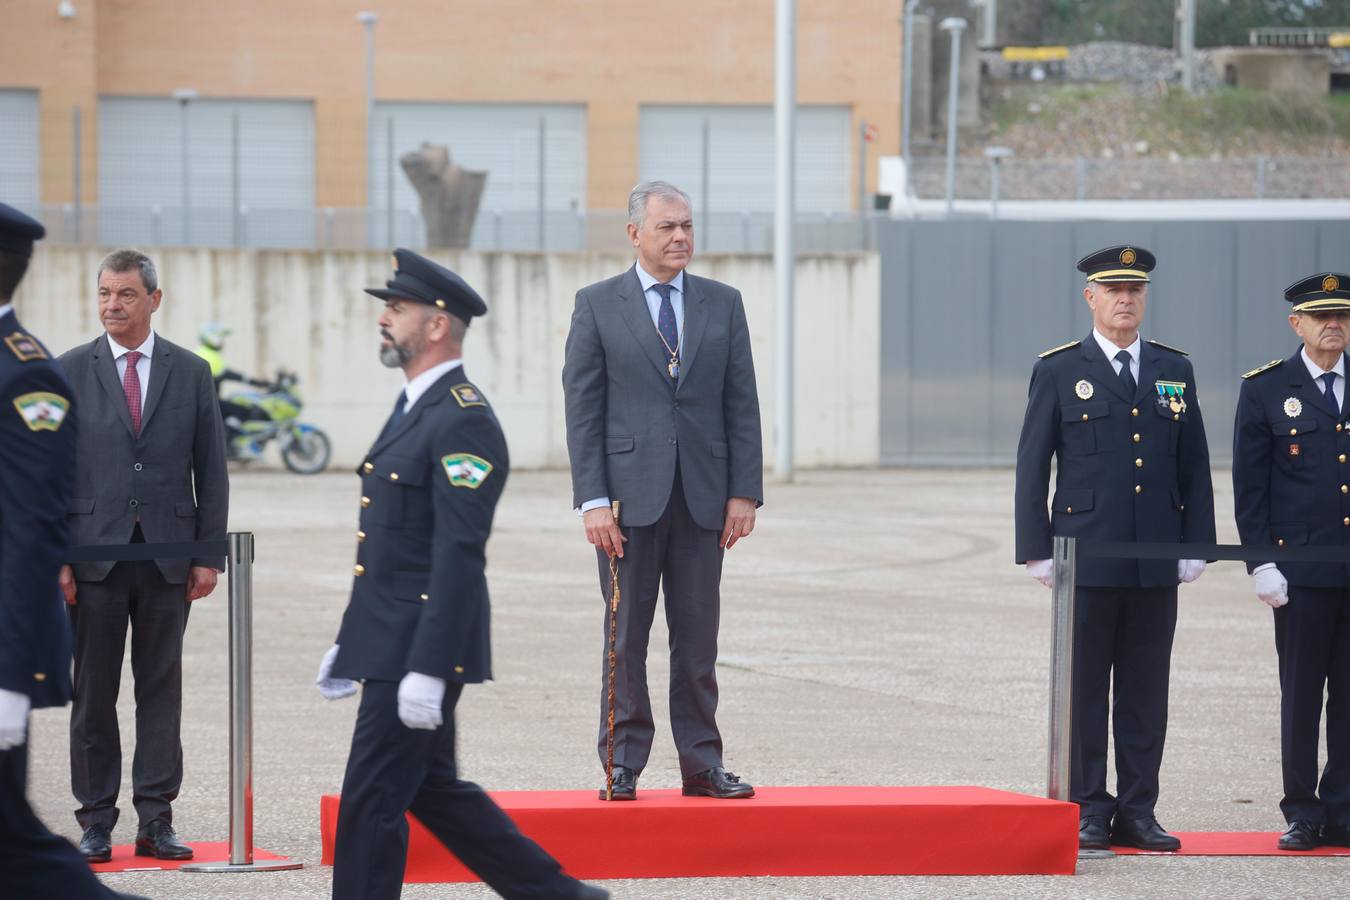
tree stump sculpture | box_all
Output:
[399,143,487,249]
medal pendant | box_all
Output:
[668,358,680,379]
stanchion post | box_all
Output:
[182,531,302,873]
[1047,535,1075,802]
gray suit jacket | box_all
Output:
[563,266,763,530]
[59,334,229,583]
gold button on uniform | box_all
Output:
[1135,485,1143,494]
[1131,408,1139,417]
[1340,454,1347,464]
[1081,414,1089,422]
[1172,414,1179,421]
[454,665,464,674]
[1342,485,1348,494]
[33,672,46,682]
[363,462,373,473]
[420,593,429,602]
[354,564,365,576]
[1344,517,1349,526]
[390,472,399,481]
[361,496,371,508]
[1133,433,1141,443]
[1135,458,1143,468]
[1066,506,1073,513]
[1291,428,1298,436]
[1278,539,1286,547]
[356,530,366,542]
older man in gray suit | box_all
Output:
[563,181,763,801]
[58,249,228,863]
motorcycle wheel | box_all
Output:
[281,428,332,475]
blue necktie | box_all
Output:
[387,389,408,430]
[652,282,679,382]
[1115,349,1136,397]
[1323,372,1338,414]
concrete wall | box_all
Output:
[1208,49,1332,95]
[17,248,880,472]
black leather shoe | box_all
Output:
[78,824,112,863]
[598,765,637,801]
[1322,823,1350,847]
[574,885,610,900]
[1079,815,1111,850]
[682,767,755,799]
[1110,816,1181,852]
[135,820,193,860]
[1278,820,1322,851]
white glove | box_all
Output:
[316,644,358,701]
[397,672,445,730]
[1252,564,1289,608]
[0,688,32,750]
[1026,559,1053,588]
[1177,559,1206,583]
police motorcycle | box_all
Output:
[223,370,332,474]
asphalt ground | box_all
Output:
[24,467,1350,899]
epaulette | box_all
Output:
[450,383,487,409]
[4,332,48,362]
[1146,339,1188,356]
[1242,358,1283,380]
[1037,340,1080,359]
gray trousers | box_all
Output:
[69,557,189,832]
[596,471,725,779]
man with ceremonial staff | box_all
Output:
[1232,271,1350,851]
[1015,245,1216,852]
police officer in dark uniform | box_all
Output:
[1233,272,1350,852]
[314,249,607,900]
[0,204,145,899]
[1014,245,1216,852]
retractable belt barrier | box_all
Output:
[70,533,302,874]
[1045,535,1350,857]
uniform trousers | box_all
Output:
[0,737,120,899]
[1071,585,1178,821]
[68,552,190,831]
[595,468,725,779]
[333,680,582,900]
[1275,585,1350,826]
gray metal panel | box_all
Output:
[0,90,40,211]
[879,218,1350,467]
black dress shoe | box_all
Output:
[78,824,112,863]
[574,885,610,900]
[1322,823,1350,847]
[682,767,755,799]
[135,820,193,860]
[1079,815,1111,850]
[1111,816,1181,852]
[1278,820,1322,851]
[598,765,637,801]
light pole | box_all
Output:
[984,146,1013,219]
[172,87,199,244]
[938,18,967,215]
[357,11,378,242]
[901,0,920,197]
[774,0,796,482]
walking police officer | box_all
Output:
[1014,245,1216,852]
[1232,272,1350,852]
[0,204,144,898]
[314,250,606,899]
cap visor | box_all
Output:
[1088,270,1150,283]
[364,287,420,302]
[1293,298,1350,313]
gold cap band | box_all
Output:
[1293,297,1350,313]
[1087,269,1150,283]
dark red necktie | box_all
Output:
[123,350,143,436]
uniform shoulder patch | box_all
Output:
[441,452,493,489]
[13,391,69,431]
[1037,340,1080,359]
[450,383,486,409]
[4,333,48,362]
[1242,358,1284,380]
[1146,339,1188,356]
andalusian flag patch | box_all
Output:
[13,392,70,431]
[441,452,493,489]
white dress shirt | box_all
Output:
[578,264,687,515]
[1300,347,1345,411]
[0,304,12,321]
[108,331,155,407]
[1092,329,1140,384]
[401,358,463,413]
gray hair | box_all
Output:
[628,181,692,228]
[98,248,158,293]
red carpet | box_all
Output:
[90,842,289,872]
[320,786,1079,881]
[1112,833,1350,856]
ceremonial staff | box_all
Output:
[604,500,622,801]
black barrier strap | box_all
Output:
[67,540,230,563]
[1081,541,1350,564]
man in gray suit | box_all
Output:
[58,249,229,862]
[563,181,763,800]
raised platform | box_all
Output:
[90,842,290,873]
[320,786,1079,882]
